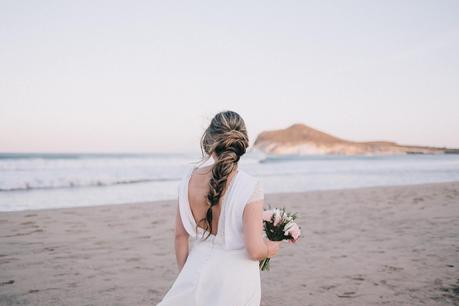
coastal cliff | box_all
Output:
[253,123,454,156]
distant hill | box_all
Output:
[253,123,455,156]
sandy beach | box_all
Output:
[0,181,458,306]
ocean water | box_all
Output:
[1,152,459,212]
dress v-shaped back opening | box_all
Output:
[186,165,240,238]
[160,164,262,305]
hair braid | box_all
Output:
[196,111,249,239]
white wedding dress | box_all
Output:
[157,158,264,306]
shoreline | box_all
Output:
[1,180,458,214]
[1,181,458,305]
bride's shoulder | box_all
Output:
[242,172,264,204]
[238,170,263,194]
[182,164,196,176]
[238,169,259,182]
[177,165,194,189]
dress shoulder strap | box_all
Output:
[177,166,197,237]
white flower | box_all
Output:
[283,220,295,233]
[272,209,283,226]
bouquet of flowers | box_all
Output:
[259,207,301,271]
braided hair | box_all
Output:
[197,110,249,240]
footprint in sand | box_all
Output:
[136,235,151,239]
[0,280,15,286]
[380,265,404,272]
[20,221,36,226]
[320,284,337,291]
[94,240,109,246]
[67,282,78,288]
[0,257,20,265]
[337,291,359,298]
[349,274,365,281]
[1,229,44,238]
[125,257,141,262]
[148,288,161,294]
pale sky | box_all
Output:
[1,1,458,153]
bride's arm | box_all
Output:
[243,200,281,260]
[174,202,189,272]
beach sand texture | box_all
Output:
[0,181,458,306]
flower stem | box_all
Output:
[259,258,271,271]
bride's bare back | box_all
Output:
[187,164,238,235]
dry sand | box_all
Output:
[0,182,458,306]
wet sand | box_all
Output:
[1,181,458,306]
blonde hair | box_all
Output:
[197,110,249,239]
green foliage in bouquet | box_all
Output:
[259,207,301,271]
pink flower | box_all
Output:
[286,223,301,242]
[262,210,274,222]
